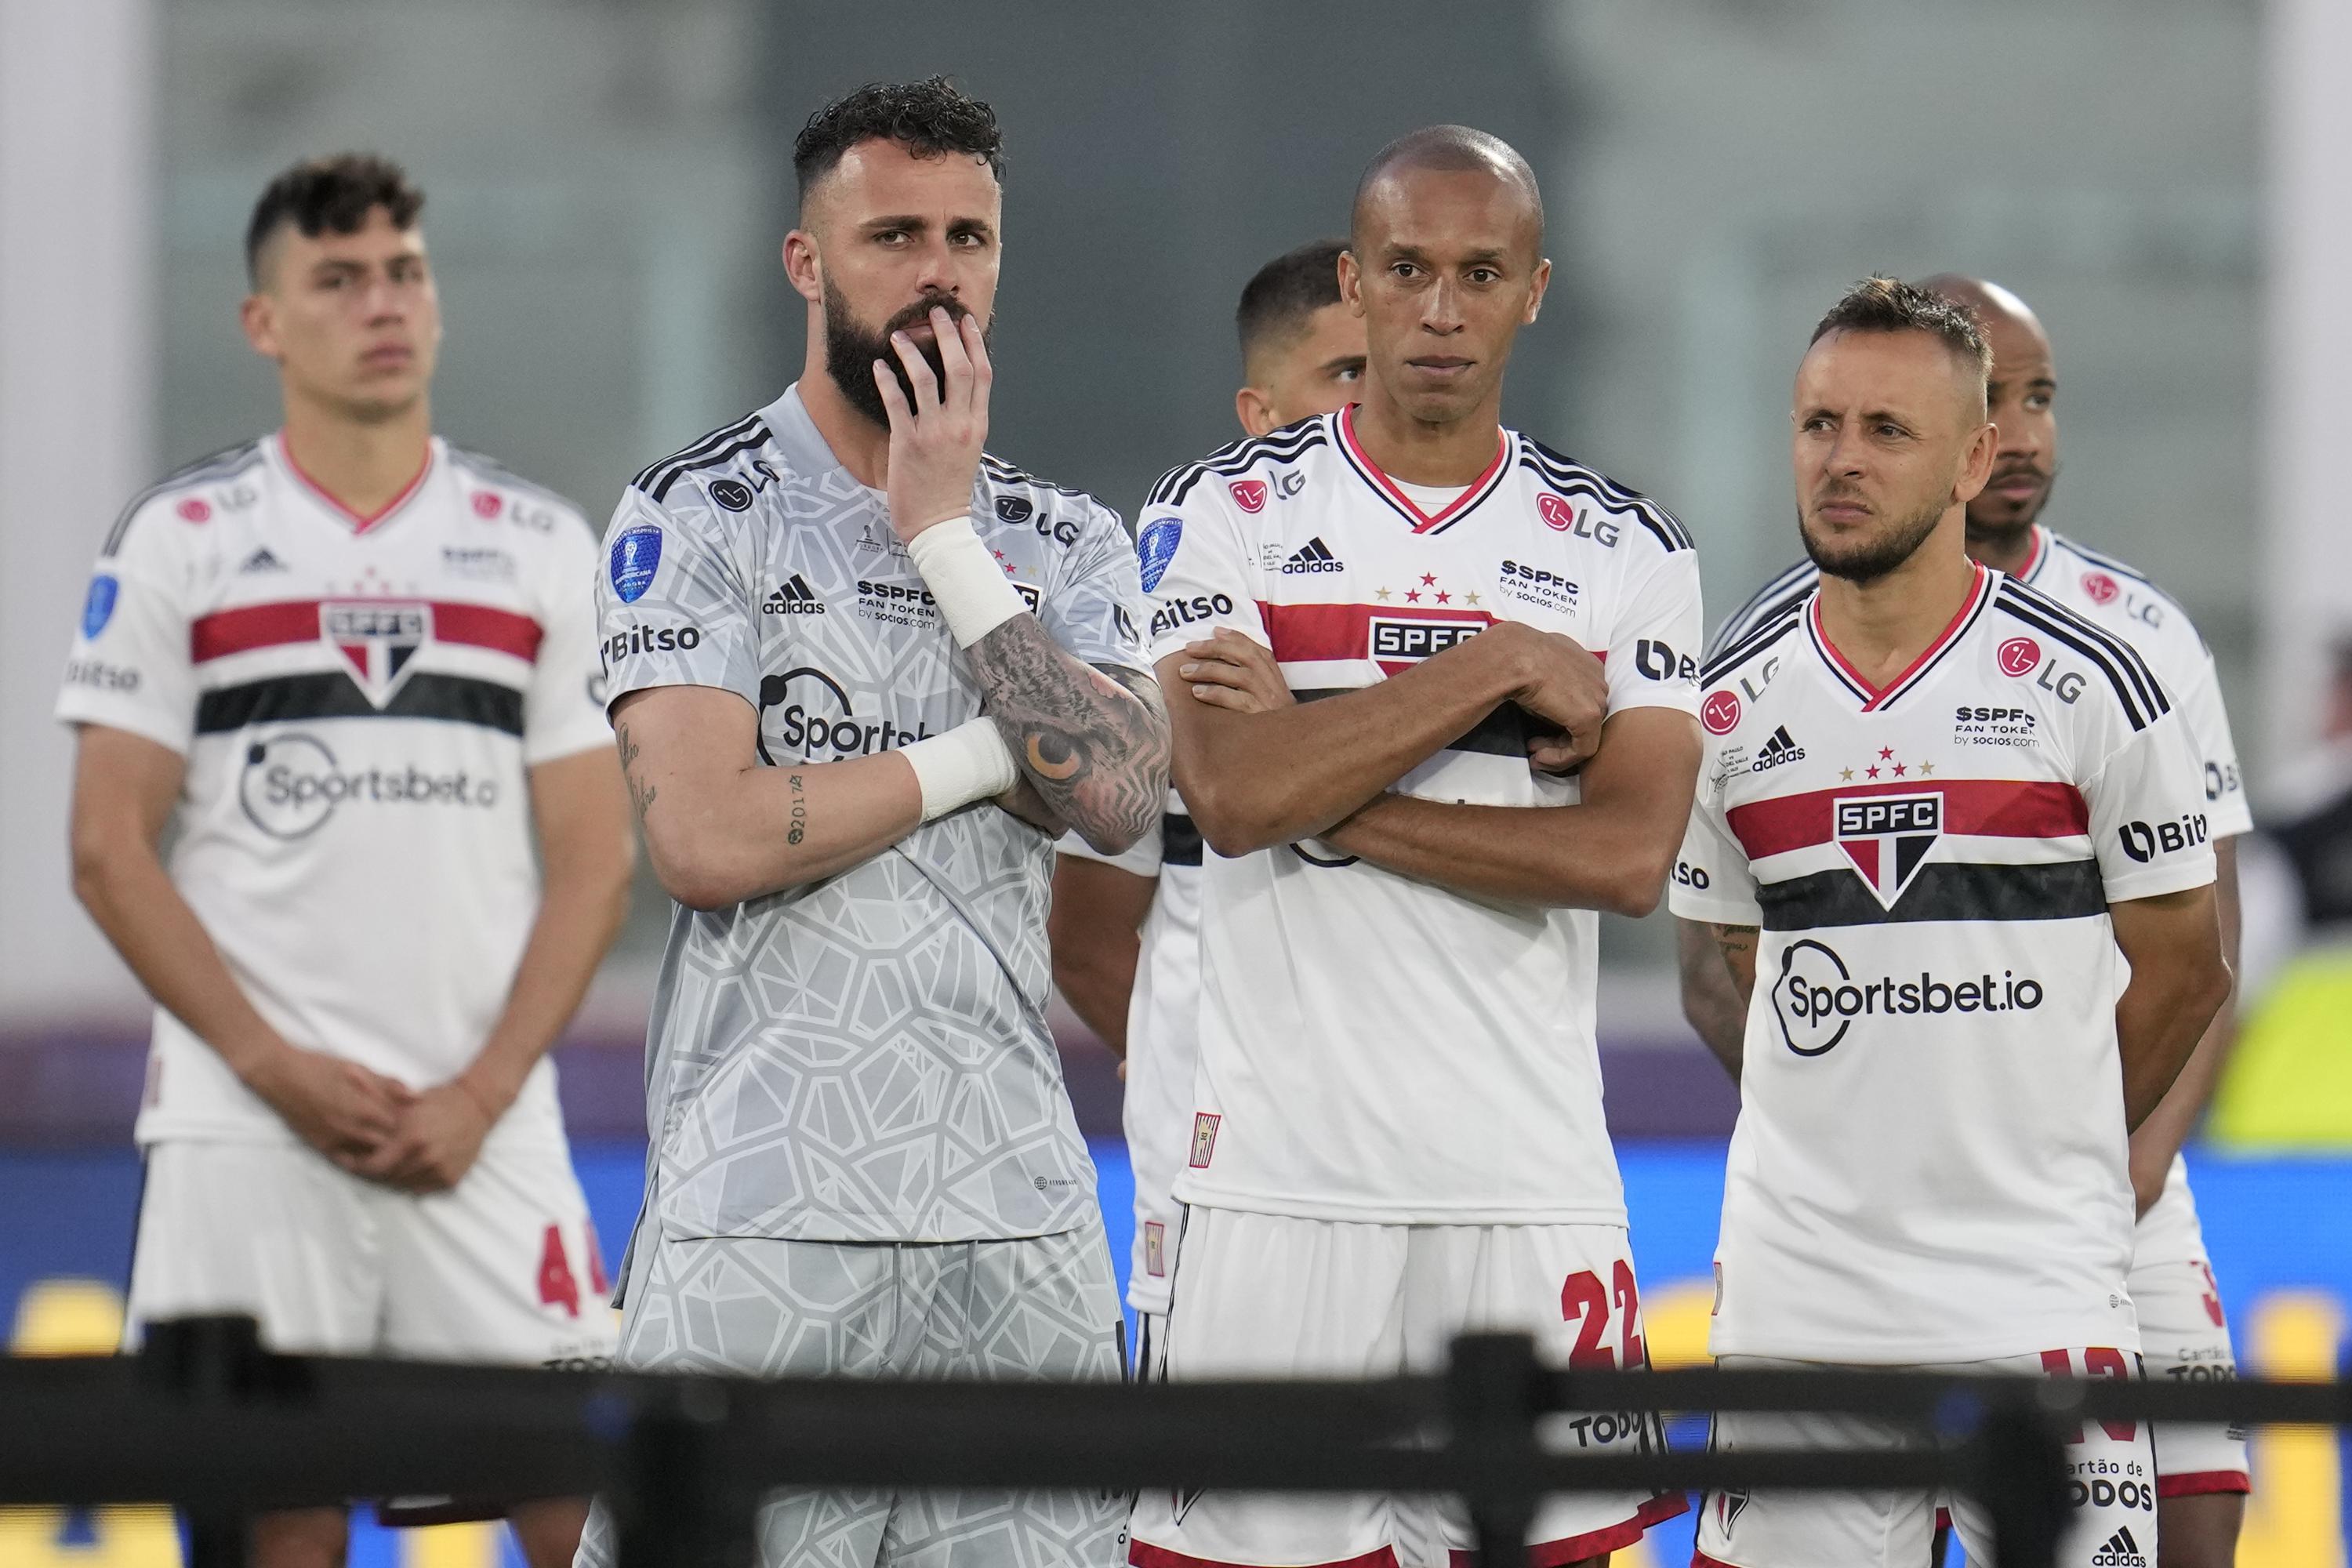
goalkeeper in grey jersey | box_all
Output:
[575,78,1169,1568]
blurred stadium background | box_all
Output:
[2,2,2348,1564]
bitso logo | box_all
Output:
[1998,636,2042,677]
[1834,792,1942,908]
[1769,937,2043,1057]
[1701,690,1742,735]
[321,601,429,707]
[2081,572,2121,606]
[2117,812,2209,863]
[1635,637,1698,684]
[1149,591,1232,641]
[1229,478,1267,514]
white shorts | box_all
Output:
[1128,1208,1685,1568]
[1694,1350,2161,1568]
[2129,1255,2250,1499]
[126,1136,617,1367]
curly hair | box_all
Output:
[245,153,423,287]
[793,76,1004,198]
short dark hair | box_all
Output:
[793,77,1004,199]
[1236,240,1348,369]
[245,153,423,288]
[1809,275,1994,391]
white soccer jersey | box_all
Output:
[1708,524,2248,1272]
[55,434,608,1147]
[1671,564,2217,1362]
[1059,791,1203,1314]
[1142,407,1704,1225]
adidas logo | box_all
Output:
[762,574,826,615]
[1749,724,1806,772]
[2091,1526,2147,1567]
[238,546,287,573]
[1281,536,1345,575]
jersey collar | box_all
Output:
[1334,403,1511,535]
[2014,524,2051,586]
[275,431,436,536]
[1805,561,1994,713]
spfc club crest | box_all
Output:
[322,601,430,706]
[1833,792,1942,909]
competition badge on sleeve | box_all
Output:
[611,524,663,604]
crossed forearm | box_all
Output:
[967,615,1170,854]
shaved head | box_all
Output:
[1917,275,2062,547]
[1917,274,2048,350]
[1352,125,1543,256]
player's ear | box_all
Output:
[238,292,282,363]
[1523,257,1552,325]
[782,229,823,305]
[1236,384,1278,439]
[1954,416,1998,505]
[1337,249,1364,316]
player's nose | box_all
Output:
[1421,278,1466,332]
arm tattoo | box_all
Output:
[1711,924,1758,965]
[964,615,1171,851]
[616,723,656,825]
[786,771,808,847]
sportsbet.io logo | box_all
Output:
[1769,938,2044,1058]
[238,733,499,841]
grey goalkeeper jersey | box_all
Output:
[597,383,1149,1247]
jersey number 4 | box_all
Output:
[1562,1261,1646,1370]
[536,1222,610,1319]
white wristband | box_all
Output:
[905,515,1031,648]
[901,718,1018,822]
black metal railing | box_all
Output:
[2,1316,2343,1568]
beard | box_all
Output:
[822,281,984,430]
[1799,489,1949,585]
[1965,459,2062,546]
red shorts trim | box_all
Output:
[1446,1492,1690,1568]
[1131,1543,1399,1568]
[2157,1469,2252,1499]
[1691,1552,1737,1568]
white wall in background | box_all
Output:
[0,0,158,1023]
[2263,0,2352,768]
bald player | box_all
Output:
[1127,126,1701,1568]
[1050,240,1363,1363]
[1682,277,2253,1567]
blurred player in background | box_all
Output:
[1671,278,2230,1568]
[1682,275,2255,1566]
[579,79,1167,1568]
[1127,126,1700,1568]
[57,154,631,1568]
[1048,238,1364,1365]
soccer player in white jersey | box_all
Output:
[1127,126,1702,1568]
[56,155,630,1568]
[1049,239,1365,1367]
[574,82,1169,1568]
[1682,276,2256,1566]
[1670,278,2233,1568]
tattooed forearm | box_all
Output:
[964,615,1171,852]
[616,723,657,825]
[1711,922,1759,1001]
[786,771,808,846]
